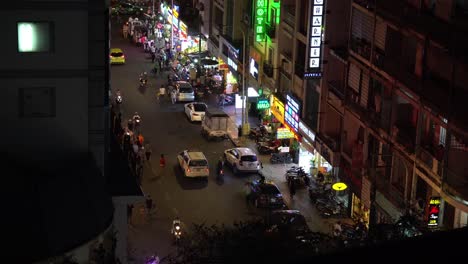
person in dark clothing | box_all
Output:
[145,195,153,215]
[216,157,224,177]
[151,52,156,63]
[289,180,296,199]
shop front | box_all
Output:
[298,120,316,175]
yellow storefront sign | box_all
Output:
[277,127,294,139]
[270,95,285,124]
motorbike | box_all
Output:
[172,218,182,243]
[270,152,293,164]
[257,140,279,155]
[285,166,311,186]
[116,95,123,105]
[139,78,148,88]
[133,114,141,132]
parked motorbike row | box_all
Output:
[285,166,311,188]
[307,179,348,219]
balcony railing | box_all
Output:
[328,80,345,99]
[283,6,295,27]
[350,36,371,61]
[392,124,416,154]
[443,168,468,203]
[415,146,443,183]
[372,48,422,94]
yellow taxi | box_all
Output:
[110,48,125,64]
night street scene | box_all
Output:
[3,0,468,263]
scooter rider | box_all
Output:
[139,72,148,86]
[216,157,224,179]
[172,217,182,241]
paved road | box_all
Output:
[111,21,265,262]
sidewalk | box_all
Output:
[222,104,354,234]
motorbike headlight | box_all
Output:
[175,225,180,230]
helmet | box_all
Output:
[134,112,138,115]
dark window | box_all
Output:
[111,52,124,57]
[193,104,207,111]
[241,155,257,162]
[189,159,208,166]
[19,87,56,118]
[179,87,194,93]
[260,184,280,195]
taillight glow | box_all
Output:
[186,168,191,172]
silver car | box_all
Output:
[175,81,195,102]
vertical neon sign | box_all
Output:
[255,0,267,42]
[304,0,325,79]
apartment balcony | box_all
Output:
[443,168,468,204]
[373,48,422,94]
[283,5,295,28]
[375,172,406,211]
[350,36,371,61]
[328,80,345,100]
[391,124,416,154]
[415,146,444,184]
[320,133,341,153]
[421,73,451,116]
[266,24,276,40]
[353,0,375,11]
[263,63,274,78]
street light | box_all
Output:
[239,27,250,136]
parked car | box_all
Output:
[110,48,125,64]
[269,210,311,236]
[177,150,209,178]
[184,102,207,122]
[175,81,195,102]
[224,147,261,174]
[248,179,285,209]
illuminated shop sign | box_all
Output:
[304,0,326,79]
[299,120,316,142]
[255,0,267,42]
[257,99,270,110]
[285,94,301,133]
[270,95,285,124]
[250,58,259,80]
[277,127,295,139]
[427,197,441,227]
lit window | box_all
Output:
[17,22,54,52]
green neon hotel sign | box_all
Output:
[255,0,267,42]
[257,99,270,110]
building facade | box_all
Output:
[1,0,115,262]
[321,0,468,229]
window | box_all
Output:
[17,22,54,52]
[189,160,208,166]
[19,87,56,118]
[241,155,258,162]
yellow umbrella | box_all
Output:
[332,182,348,191]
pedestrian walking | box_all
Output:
[123,23,129,39]
[159,154,166,167]
[145,143,152,161]
[145,195,153,215]
[171,89,177,104]
[137,133,144,146]
[127,204,134,224]
[151,52,156,63]
[244,182,252,204]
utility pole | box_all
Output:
[240,28,250,135]
[199,9,202,55]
